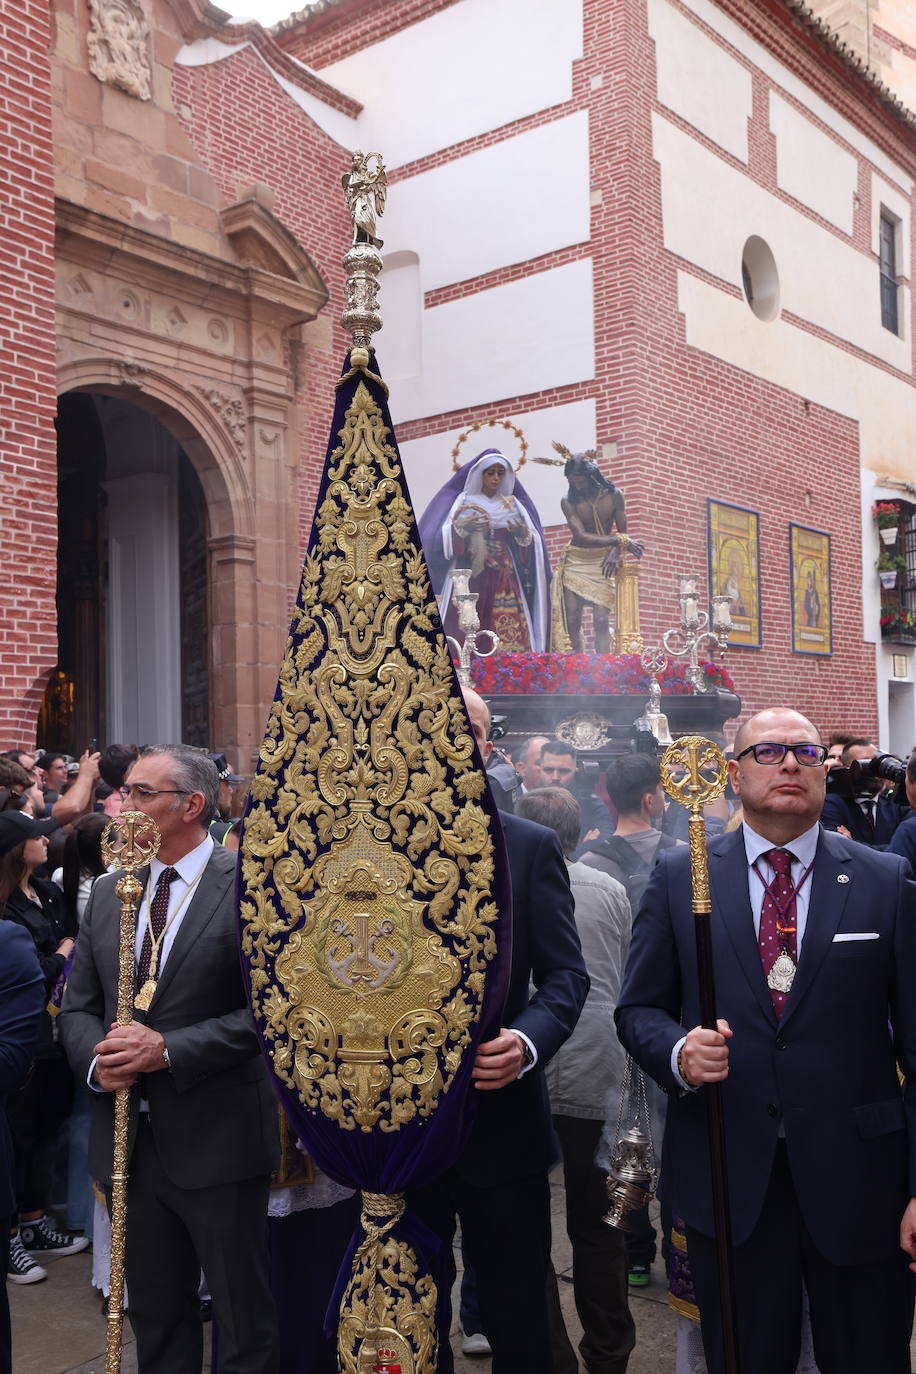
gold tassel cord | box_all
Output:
[337,1191,437,1374]
[335,346,390,397]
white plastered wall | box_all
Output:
[768,93,858,234]
[655,113,911,367]
[667,0,913,193]
[383,258,595,424]
[380,112,590,291]
[648,0,753,161]
[318,0,584,168]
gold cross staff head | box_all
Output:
[661,735,727,816]
[101,811,162,874]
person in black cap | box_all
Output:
[0,810,87,1283]
[207,753,245,844]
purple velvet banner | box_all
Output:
[238,350,513,1363]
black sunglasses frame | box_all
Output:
[734,741,828,766]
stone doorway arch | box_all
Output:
[54,192,330,768]
[53,368,259,760]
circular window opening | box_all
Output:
[741,236,780,322]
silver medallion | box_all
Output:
[767,951,796,995]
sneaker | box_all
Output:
[461,1331,492,1357]
[627,1263,651,1287]
[19,1215,90,1258]
[7,1233,47,1284]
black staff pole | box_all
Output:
[662,736,740,1374]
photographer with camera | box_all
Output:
[888,751,916,869]
[821,738,909,847]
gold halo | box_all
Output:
[451,418,527,472]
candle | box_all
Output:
[713,596,732,631]
[457,593,479,631]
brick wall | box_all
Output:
[0,1,58,748]
[584,0,883,742]
[51,0,227,259]
[172,46,352,558]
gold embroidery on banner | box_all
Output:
[239,381,497,1138]
[338,1192,434,1374]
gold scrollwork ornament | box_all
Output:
[239,378,499,1138]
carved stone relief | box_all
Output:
[87,0,152,102]
[197,388,247,453]
[117,362,149,387]
[67,273,94,300]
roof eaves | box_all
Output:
[780,0,916,135]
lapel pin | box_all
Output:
[837,873,850,884]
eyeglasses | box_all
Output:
[119,785,191,801]
[735,741,828,767]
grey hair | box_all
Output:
[139,745,219,826]
[515,786,582,858]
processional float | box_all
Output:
[605,734,740,1374]
[236,153,512,1373]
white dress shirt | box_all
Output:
[133,833,215,971]
[88,833,215,1094]
[671,820,821,1089]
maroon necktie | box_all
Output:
[758,848,797,1017]
[137,866,178,989]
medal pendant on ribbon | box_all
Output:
[766,951,796,995]
[134,979,156,1011]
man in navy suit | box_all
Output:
[410,689,589,1374]
[616,708,916,1374]
[0,922,44,1374]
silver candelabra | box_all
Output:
[661,576,730,694]
[446,569,500,688]
[634,648,674,746]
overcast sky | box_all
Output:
[227,1,301,24]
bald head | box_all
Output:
[461,687,492,762]
[733,709,821,759]
[730,707,826,844]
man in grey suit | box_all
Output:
[60,745,279,1374]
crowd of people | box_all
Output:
[0,748,244,1293]
[1,709,915,1374]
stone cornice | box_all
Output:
[55,198,328,327]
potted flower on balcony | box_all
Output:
[877,550,908,589]
[873,501,901,545]
[880,606,916,642]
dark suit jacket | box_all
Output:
[0,923,44,1216]
[821,791,907,847]
[59,843,278,1191]
[455,811,589,1184]
[616,826,916,1266]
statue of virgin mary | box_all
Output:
[418,448,551,652]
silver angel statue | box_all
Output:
[342,151,388,249]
